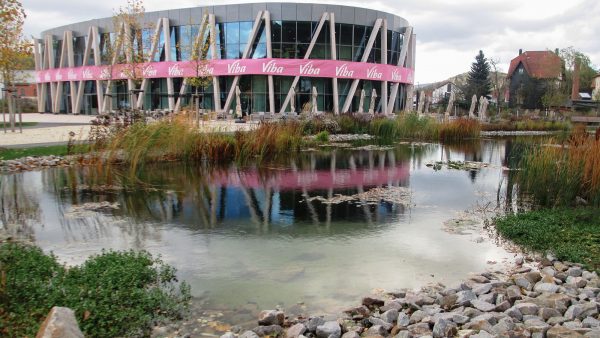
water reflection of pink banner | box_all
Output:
[212,165,409,191]
[35,59,414,85]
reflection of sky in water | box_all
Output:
[0,140,519,313]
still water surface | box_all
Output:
[0,139,521,314]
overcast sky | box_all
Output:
[22,0,600,84]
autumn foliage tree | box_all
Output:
[0,0,31,128]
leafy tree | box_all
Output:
[560,47,598,94]
[0,0,31,127]
[183,14,213,114]
[465,50,492,101]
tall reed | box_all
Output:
[518,133,600,207]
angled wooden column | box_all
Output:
[136,18,164,109]
[279,12,329,114]
[163,18,175,111]
[102,22,125,112]
[74,26,94,114]
[45,35,57,113]
[387,26,413,114]
[341,18,383,113]
[222,11,263,114]
[64,31,79,114]
[380,19,388,115]
[403,32,416,111]
[174,14,209,111]
[52,31,69,113]
[91,26,105,114]
[329,13,339,115]
[209,14,221,113]
[264,11,275,114]
[33,39,44,112]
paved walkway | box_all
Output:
[0,113,259,148]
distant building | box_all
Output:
[507,49,563,109]
[0,70,37,99]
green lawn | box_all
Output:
[495,208,600,271]
[0,122,38,128]
[0,145,71,160]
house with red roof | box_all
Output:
[507,49,563,109]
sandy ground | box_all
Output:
[0,113,259,147]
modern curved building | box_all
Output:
[33,3,415,115]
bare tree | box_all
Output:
[183,14,213,119]
[489,58,505,118]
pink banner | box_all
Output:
[35,58,414,85]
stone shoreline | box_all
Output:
[223,256,599,338]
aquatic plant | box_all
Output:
[315,130,330,143]
[518,132,600,207]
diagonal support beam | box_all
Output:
[222,11,264,114]
[341,18,383,113]
[279,12,329,114]
[387,26,413,114]
[136,18,165,109]
[329,13,339,115]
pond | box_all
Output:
[0,138,523,318]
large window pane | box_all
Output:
[226,22,239,44]
[272,43,282,58]
[271,21,282,43]
[338,45,352,61]
[239,21,253,43]
[226,44,239,59]
[339,24,353,45]
[297,21,312,44]
[282,21,296,43]
[252,43,267,59]
[282,43,297,58]
[315,22,329,44]
[297,44,309,58]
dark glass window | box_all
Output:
[282,21,296,43]
[315,22,329,44]
[271,43,282,58]
[297,44,309,58]
[339,24,353,45]
[282,43,297,58]
[271,21,282,43]
[296,21,312,44]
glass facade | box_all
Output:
[44,13,409,114]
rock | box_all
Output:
[472,284,492,295]
[583,317,600,328]
[566,303,598,320]
[548,317,568,325]
[527,272,543,284]
[240,331,260,338]
[540,307,563,320]
[409,310,426,324]
[382,309,399,323]
[470,275,490,283]
[287,323,307,338]
[580,302,599,318]
[568,267,584,277]
[397,312,410,327]
[369,317,394,331]
[567,276,588,288]
[432,318,457,338]
[463,319,493,332]
[341,332,360,338]
[547,325,584,337]
[316,321,341,338]
[534,293,572,312]
[394,331,412,338]
[471,299,496,312]
[515,275,533,290]
[535,282,560,293]
[366,325,388,336]
[362,297,385,308]
[253,325,283,336]
[36,306,84,338]
[516,256,524,265]
[524,318,550,334]
[258,310,284,326]
[543,267,558,277]
[505,306,523,321]
[492,317,515,335]
[516,303,540,316]
[307,317,326,332]
[221,333,236,338]
[563,321,583,330]
[451,314,470,324]
[455,290,477,307]
[582,271,598,281]
[462,307,483,318]
[344,305,371,318]
[506,285,523,302]
[439,294,458,310]
[470,331,494,338]
[407,323,431,336]
[495,300,511,312]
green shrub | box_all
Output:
[315,130,330,143]
[0,243,190,338]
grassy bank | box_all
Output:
[495,208,600,272]
[0,243,190,337]
[482,119,570,132]
[0,122,38,128]
[517,132,600,207]
[0,144,88,160]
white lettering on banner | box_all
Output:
[142,65,157,77]
[67,70,77,80]
[44,73,51,81]
[227,60,246,74]
[406,72,414,84]
[99,68,111,80]
[55,72,63,81]
[366,66,383,80]
[391,69,402,82]
[82,69,93,79]
[299,61,320,76]
[36,75,41,83]
[168,64,184,77]
[262,60,284,74]
[197,64,214,76]
[335,64,354,77]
